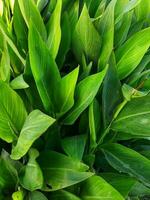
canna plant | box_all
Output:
[0,0,150,199]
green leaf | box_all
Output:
[116,27,150,79]
[13,0,28,51]
[97,0,117,70]
[100,173,136,198]
[130,181,150,197]
[135,0,150,22]
[89,98,101,150]
[29,21,61,112]
[47,0,62,59]
[10,74,29,90]
[63,67,107,125]
[72,4,101,63]
[19,148,43,191]
[29,191,48,200]
[12,190,24,200]
[18,0,47,40]
[51,67,79,117]
[61,134,86,160]
[101,143,150,187]
[102,54,122,127]
[111,95,150,138]
[11,110,55,160]
[38,151,93,191]
[0,81,27,143]
[80,175,124,200]
[50,190,81,200]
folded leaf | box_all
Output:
[29,22,61,112]
[80,175,124,200]
[47,0,62,58]
[101,143,150,187]
[63,67,107,125]
[11,110,55,160]
[29,191,48,200]
[10,74,29,90]
[72,4,101,63]
[18,0,47,40]
[19,148,44,191]
[111,95,150,137]
[38,151,93,190]
[0,81,27,143]
[116,27,150,79]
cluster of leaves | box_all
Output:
[0,0,150,199]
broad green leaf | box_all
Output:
[102,54,122,127]
[130,181,150,197]
[80,175,124,200]
[61,134,86,160]
[0,42,10,82]
[47,0,62,58]
[29,22,61,112]
[0,150,18,191]
[135,0,150,22]
[13,0,28,51]
[18,0,47,40]
[116,27,150,79]
[0,18,25,65]
[101,143,150,187]
[56,12,71,68]
[72,4,101,63]
[100,173,136,198]
[0,81,27,143]
[51,67,79,117]
[89,98,101,150]
[50,190,81,200]
[63,67,107,125]
[38,151,93,191]
[19,149,43,191]
[11,110,55,160]
[29,191,48,200]
[97,0,117,70]
[12,190,24,200]
[10,74,29,90]
[111,95,150,137]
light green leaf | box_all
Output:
[116,27,150,79]
[38,151,93,191]
[61,134,86,160]
[29,21,61,112]
[47,0,62,58]
[19,148,43,191]
[52,67,79,117]
[12,190,24,200]
[18,0,47,40]
[97,0,117,70]
[63,67,107,125]
[10,74,29,90]
[72,4,101,63]
[101,143,150,187]
[80,175,124,200]
[135,0,150,22]
[0,81,27,143]
[11,110,55,160]
[50,190,81,200]
[111,95,150,137]
[29,191,48,200]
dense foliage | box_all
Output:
[0,0,150,199]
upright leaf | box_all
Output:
[18,0,47,40]
[102,143,150,187]
[72,4,101,63]
[135,0,150,22]
[116,27,150,79]
[97,0,117,70]
[47,0,62,59]
[19,149,44,191]
[11,110,55,160]
[29,22,61,112]
[80,175,124,200]
[0,81,27,143]
[63,67,107,125]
